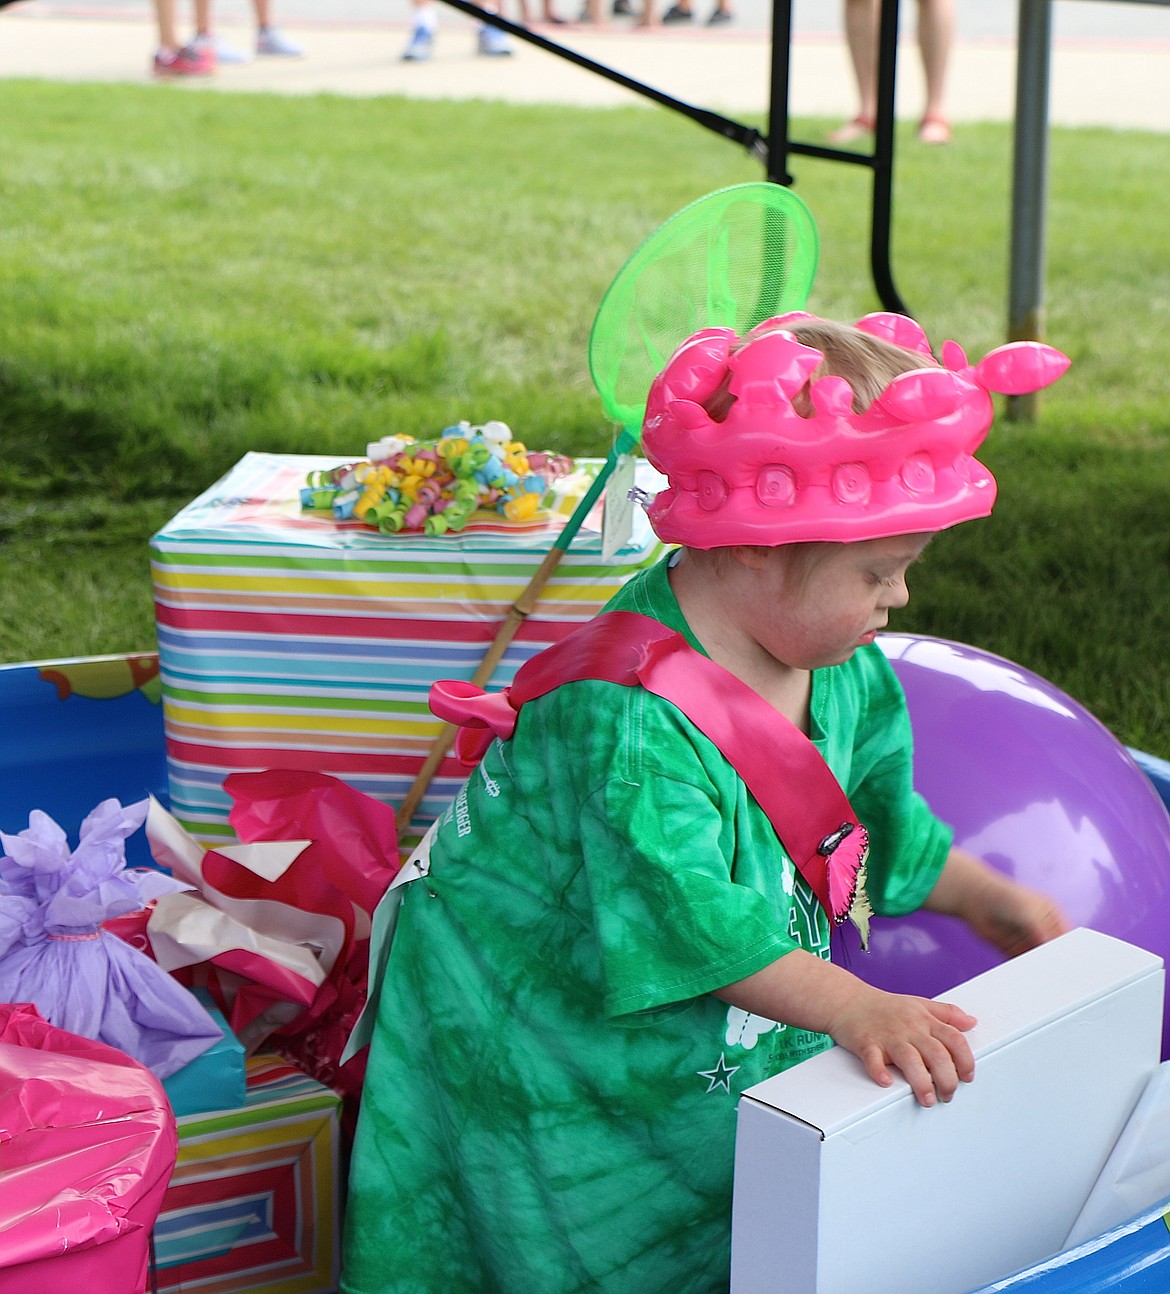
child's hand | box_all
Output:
[715,949,977,1107]
[825,983,977,1108]
[926,847,1071,959]
[962,879,1070,959]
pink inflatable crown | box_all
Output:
[641,312,1070,548]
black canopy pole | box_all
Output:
[767,0,908,313]
[436,0,767,156]
[765,0,794,185]
[869,0,908,313]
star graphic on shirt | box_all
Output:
[698,1052,741,1095]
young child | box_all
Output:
[340,312,1071,1294]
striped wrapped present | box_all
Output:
[152,452,667,847]
[156,1053,341,1294]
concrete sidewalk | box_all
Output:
[2,2,1169,129]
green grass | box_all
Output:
[2,80,1169,750]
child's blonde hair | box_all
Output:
[703,317,935,422]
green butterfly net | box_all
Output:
[589,182,821,446]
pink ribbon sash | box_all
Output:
[429,610,867,925]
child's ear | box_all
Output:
[727,544,772,572]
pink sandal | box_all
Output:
[917,116,952,145]
[828,115,875,145]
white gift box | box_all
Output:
[730,928,1164,1294]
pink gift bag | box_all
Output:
[0,1002,178,1293]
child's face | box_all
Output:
[744,533,933,671]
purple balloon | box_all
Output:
[834,635,1170,1058]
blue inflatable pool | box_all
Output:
[3,648,1170,1294]
[0,652,167,869]
[969,1195,1170,1292]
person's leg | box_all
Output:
[191,0,256,63]
[154,0,179,51]
[253,0,306,54]
[829,0,878,141]
[477,0,514,55]
[402,0,438,60]
[153,0,215,72]
[916,0,954,141]
[844,0,877,121]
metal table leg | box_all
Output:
[1008,0,1054,419]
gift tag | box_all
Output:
[602,453,637,562]
[341,819,440,1064]
[392,818,439,889]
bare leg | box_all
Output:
[153,0,216,70]
[253,0,272,26]
[843,0,878,121]
[154,0,179,50]
[829,0,877,141]
[917,0,954,128]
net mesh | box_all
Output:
[588,183,819,439]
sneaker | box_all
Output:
[477,23,514,55]
[153,43,215,76]
[661,4,693,21]
[191,32,250,64]
[706,7,732,22]
[400,25,435,60]
[256,26,306,57]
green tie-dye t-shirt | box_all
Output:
[342,556,951,1294]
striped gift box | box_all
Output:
[152,452,667,847]
[156,1053,341,1294]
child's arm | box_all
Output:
[710,851,1068,1108]
[713,952,977,1108]
[922,846,1071,958]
